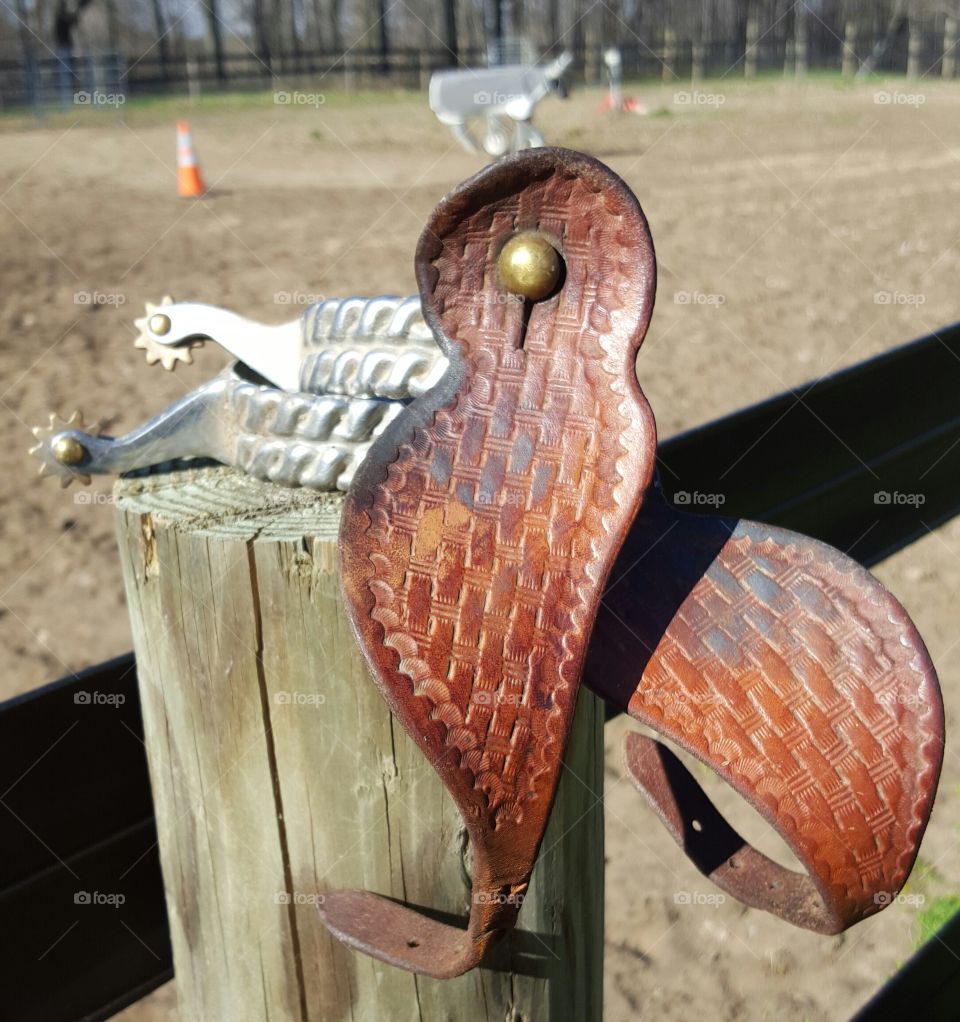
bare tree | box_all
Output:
[103,0,119,50]
[329,0,344,51]
[443,0,459,59]
[547,0,560,52]
[252,0,272,70]
[795,0,809,75]
[202,0,226,82]
[149,0,171,79]
[53,0,93,51]
[291,0,303,55]
[15,0,36,64]
[376,0,389,71]
[857,0,907,75]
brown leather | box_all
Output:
[587,488,944,934]
[321,147,944,976]
[322,148,658,977]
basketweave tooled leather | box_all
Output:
[586,488,944,934]
[321,147,944,977]
[323,149,658,978]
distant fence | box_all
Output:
[0,47,489,109]
[125,46,490,96]
[614,30,950,80]
[0,51,127,111]
[0,24,954,110]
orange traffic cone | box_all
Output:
[176,120,206,198]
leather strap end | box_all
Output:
[623,731,846,934]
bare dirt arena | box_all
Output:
[2,78,958,1020]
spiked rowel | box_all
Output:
[133,295,203,370]
[29,411,102,487]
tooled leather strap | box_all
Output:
[323,148,658,977]
[587,489,944,933]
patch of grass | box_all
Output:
[910,856,945,888]
[0,85,423,132]
[915,895,960,948]
[622,68,855,89]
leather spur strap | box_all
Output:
[322,149,657,977]
[587,489,944,933]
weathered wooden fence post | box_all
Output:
[691,38,705,85]
[907,15,922,80]
[842,20,858,79]
[662,27,678,82]
[744,6,759,79]
[944,16,957,79]
[114,466,603,1022]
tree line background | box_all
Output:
[2,0,958,104]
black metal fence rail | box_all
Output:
[0,655,170,1022]
[659,320,960,567]
[852,911,960,1021]
[3,320,958,1020]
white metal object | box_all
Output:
[29,295,448,491]
[604,47,623,110]
[428,52,571,157]
[134,298,303,390]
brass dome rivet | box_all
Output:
[497,233,562,301]
[53,436,86,466]
[149,313,172,336]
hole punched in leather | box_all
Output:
[322,148,658,978]
[623,732,835,932]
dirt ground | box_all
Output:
[2,77,959,1021]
